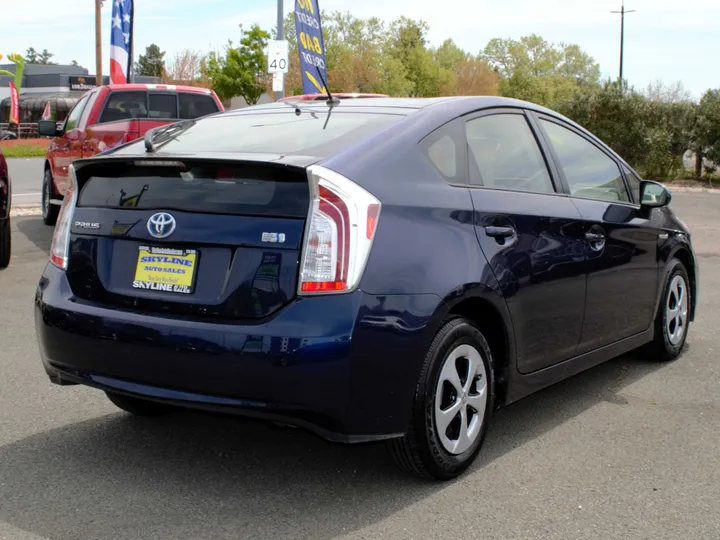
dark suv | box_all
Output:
[34,97,697,479]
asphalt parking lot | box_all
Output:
[1,193,718,540]
[7,158,43,208]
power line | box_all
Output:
[611,0,636,82]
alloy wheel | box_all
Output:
[434,344,488,455]
[43,173,50,218]
[666,274,689,346]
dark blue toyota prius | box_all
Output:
[34,96,698,479]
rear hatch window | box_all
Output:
[78,162,308,218]
[130,111,405,157]
[68,160,308,320]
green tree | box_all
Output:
[642,87,696,179]
[482,34,600,106]
[556,80,647,165]
[434,39,466,71]
[206,24,270,104]
[25,47,39,64]
[136,44,166,77]
[38,49,56,65]
[556,79,697,180]
[25,47,56,65]
[696,89,720,178]
[387,17,444,97]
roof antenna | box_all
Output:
[315,66,339,108]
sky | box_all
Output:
[1,0,718,99]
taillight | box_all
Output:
[50,165,78,270]
[298,166,381,295]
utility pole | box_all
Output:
[276,0,284,100]
[95,0,103,86]
[611,0,636,82]
[128,1,135,83]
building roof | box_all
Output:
[0,92,85,113]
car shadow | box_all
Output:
[15,216,52,254]
[0,353,670,540]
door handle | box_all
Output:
[485,226,515,238]
[585,232,605,242]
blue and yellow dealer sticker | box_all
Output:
[133,246,197,295]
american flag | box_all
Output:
[109,0,133,84]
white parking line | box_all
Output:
[13,192,42,197]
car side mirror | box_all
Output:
[640,180,671,208]
[38,120,60,138]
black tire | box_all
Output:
[387,317,495,480]
[106,391,172,417]
[42,167,59,226]
[643,259,691,362]
[0,217,10,268]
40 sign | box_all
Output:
[294,0,328,94]
[267,40,289,73]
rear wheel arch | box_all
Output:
[434,293,514,408]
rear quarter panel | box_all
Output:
[324,113,503,305]
[324,114,514,429]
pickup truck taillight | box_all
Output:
[50,165,78,270]
[298,165,381,295]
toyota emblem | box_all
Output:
[147,212,177,239]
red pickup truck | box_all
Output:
[38,83,224,225]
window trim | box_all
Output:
[532,112,635,206]
[620,163,643,205]
[461,108,562,196]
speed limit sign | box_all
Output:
[267,40,289,74]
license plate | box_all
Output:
[132,246,198,295]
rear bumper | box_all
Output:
[34,263,443,443]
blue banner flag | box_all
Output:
[294,0,327,94]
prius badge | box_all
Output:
[147,212,176,239]
[261,232,286,243]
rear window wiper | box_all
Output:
[144,119,196,153]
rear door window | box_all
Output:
[465,113,555,193]
[179,93,220,119]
